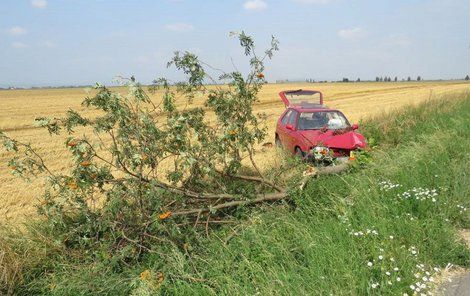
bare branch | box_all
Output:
[171,192,287,216]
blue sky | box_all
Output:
[1,0,469,87]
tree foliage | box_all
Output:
[0,32,283,262]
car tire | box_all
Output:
[295,147,304,159]
[275,136,282,148]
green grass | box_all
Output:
[2,92,469,295]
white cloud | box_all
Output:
[134,56,151,64]
[40,41,56,48]
[292,0,331,4]
[243,0,267,11]
[383,34,411,47]
[7,26,27,36]
[31,0,47,9]
[164,23,194,32]
[338,27,366,41]
[11,42,27,48]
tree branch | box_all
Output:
[171,191,287,216]
[216,170,283,192]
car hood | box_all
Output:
[299,129,366,150]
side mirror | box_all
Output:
[286,124,295,131]
[352,123,359,130]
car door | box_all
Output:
[277,109,293,146]
[285,110,299,152]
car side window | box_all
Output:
[281,110,292,125]
[288,110,298,126]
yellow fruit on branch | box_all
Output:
[156,272,165,284]
[80,160,91,167]
[159,211,172,220]
[67,140,78,147]
[140,269,151,281]
[67,181,78,190]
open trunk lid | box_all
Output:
[279,89,324,107]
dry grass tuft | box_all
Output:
[0,227,28,295]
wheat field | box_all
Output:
[1,81,469,222]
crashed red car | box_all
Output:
[275,89,366,160]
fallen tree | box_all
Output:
[0,33,348,263]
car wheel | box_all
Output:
[275,136,282,148]
[295,147,304,159]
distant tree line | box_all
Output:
[4,74,468,90]
[373,76,422,82]
[330,75,468,83]
[0,85,93,90]
[331,76,424,83]
[301,75,470,83]
[314,75,430,83]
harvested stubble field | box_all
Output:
[1,80,469,222]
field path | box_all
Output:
[441,273,470,296]
[439,230,470,296]
[1,81,469,222]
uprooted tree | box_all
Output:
[1,32,299,260]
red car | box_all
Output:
[275,89,366,160]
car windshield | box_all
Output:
[297,111,350,130]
